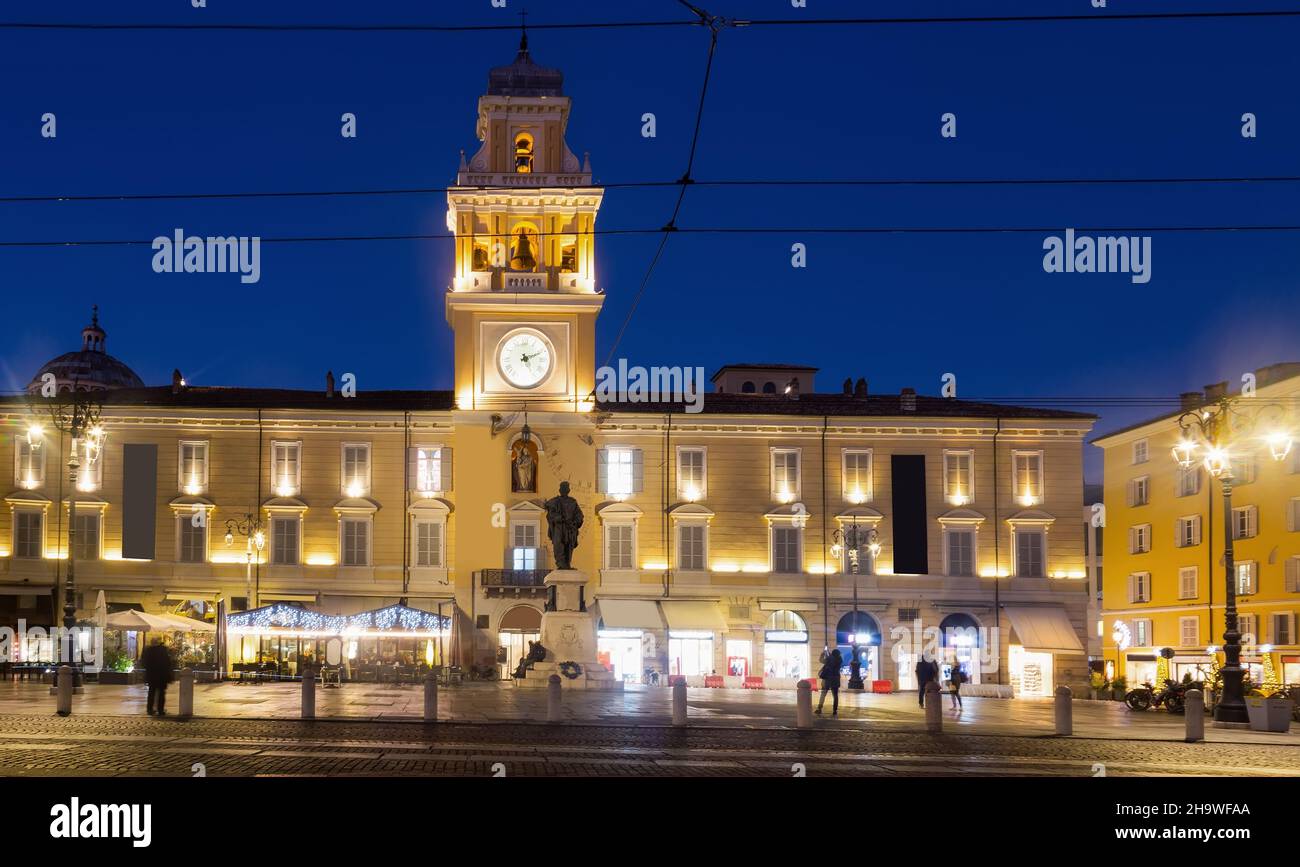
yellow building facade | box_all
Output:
[0,38,1098,694]
[1097,365,1300,688]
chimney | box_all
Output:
[1203,381,1228,401]
[325,370,336,398]
[842,377,853,395]
[171,369,184,394]
[854,378,868,398]
[900,387,916,412]
[785,377,800,399]
[1179,391,1203,411]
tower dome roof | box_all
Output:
[487,32,564,97]
[27,307,145,393]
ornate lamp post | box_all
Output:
[28,389,107,668]
[1171,396,1293,724]
[831,521,881,690]
[225,514,265,609]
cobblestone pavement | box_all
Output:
[0,711,1298,777]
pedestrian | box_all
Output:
[140,637,174,717]
[915,657,936,707]
[815,648,843,716]
[949,662,964,710]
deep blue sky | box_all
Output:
[2,0,1299,483]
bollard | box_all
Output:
[672,680,688,727]
[424,671,438,722]
[796,680,813,729]
[925,681,942,733]
[1054,685,1073,736]
[177,668,194,721]
[301,666,316,720]
[547,674,563,723]
[1184,689,1205,742]
[56,665,73,717]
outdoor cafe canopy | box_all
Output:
[104,610,217,633]
[225,603,452,639]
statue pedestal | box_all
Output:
[518,569,622,691]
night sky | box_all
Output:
[2,0,1299,483]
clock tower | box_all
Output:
[446,33,604,412]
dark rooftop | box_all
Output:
[597,392,1096,421]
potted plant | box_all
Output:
[1245,686,1294,733]
[97,649,143,685]
[1089,671,1108,700]
[1110,675,1127,701]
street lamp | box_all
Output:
[1171,396,1293,725]
[831,521,881,690]
[225,514,265,609]
[27,388,106,669]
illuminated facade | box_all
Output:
[1096,364,1300,687]
[0,38,1096,694]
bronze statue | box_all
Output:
[543,481,583,569]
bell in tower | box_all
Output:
[509,228,537,271]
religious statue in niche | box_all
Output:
[511,438,538,493]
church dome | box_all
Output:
[487,32,564,97]
[27,307,145,394]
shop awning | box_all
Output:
[595,599,664,630]
[1002,606,1084,653]
[659,601,727,632]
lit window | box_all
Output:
[271,442,301,497]
[1133,619,1151,647]
[512,522,538,570]
[842,449,872,503]
[15,436,45,489]
[771,448,801,502]
[600,447,639,498]
[676,448,706,501]
[415,447,443,494]
[943,451,973,504]
[1237,561,1258,595]
[1012,451,1043,505]
[342,443,371,497]
[178,441,209,494]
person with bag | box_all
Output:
[949,662,965,710]
[815,648,843,716]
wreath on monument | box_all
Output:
[558,661,583,680]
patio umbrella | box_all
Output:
[104,610,214,633]
[216,597,228,682]
[93,591,106,630]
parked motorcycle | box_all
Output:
[1125,678,1200,714]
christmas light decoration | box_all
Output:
[226,602,450,636]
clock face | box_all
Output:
[498,331,553,388]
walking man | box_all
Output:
[815,648,843,716]
[141,637,174,717]
[915,656,936,707]
[949,662,965,710]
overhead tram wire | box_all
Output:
[7,174,1300,204]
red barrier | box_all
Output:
[742,675,765,689]
[871,680,893,694]
[667,674,687,687]
[704,675,724,688]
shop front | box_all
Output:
[1003,605,1085,698]
[938,612,982,686]
[1125,653,1158,686]
[763,609,811,682]
[1171,654,1214,684]
[661,600,727,678]
[834,610,880,684]
[594,598,665,684]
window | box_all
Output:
[512,522,539,570]
[1292,447,1300,474]
[1132,618,1152,647]
[771,448,801,501]
[741,381,756,394]
[1232,455,1257,484]
[677,524,706,571]
[73,512,100,561]
[771,525,802,573]
[676,447,706,501]
[598,447,640,497]
[605,524,634,570]
[1290,498,1300,532]
[1128,572,1151,604]
[1129,524,1151,554]
[943,450,974,505]
[1239,614,1258,646]
[1175,515,1201,548]
[1129,476,1149,507]
[1015,528,1045,578]
[946,528,975,577]
[842,449,872,503]
[341,517,370,566]
[178,441,209,493]
[1178,566,1198,600]
[1132,439,1149,465]
[341,443,371,497]
[1177,465,1201,497]
[415,447,443,494]
[14,511,43,559]
[1272,612,1295,646]
[271,441,301,496]
[1232,505,1258,540]
[1179,616,1199,648]
[762,381,777,394]
[1012,451,1043,505]
[413,520,443,568]
[271,516,300,566]
[1288,557,1300,593]
[15,437,45,488]
[1237,561,1258,595]
[177,514,206,564]
[77,449,104,493]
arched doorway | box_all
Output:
[762,609,810,680]
[939,612,982,685]
[498,605,541,678]
[835,611,882,685]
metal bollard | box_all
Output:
[672,680,688,726]
[547,674,563,723]
[796,680,813,729]
[424,671,438,722]
[1054,685,1072,735]
[1184,689,1205,742]
[177,668,194,721]
[301,666,316,720]
[56,665,73,717]
[925,681,942,733]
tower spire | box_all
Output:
[519,8,528,54]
